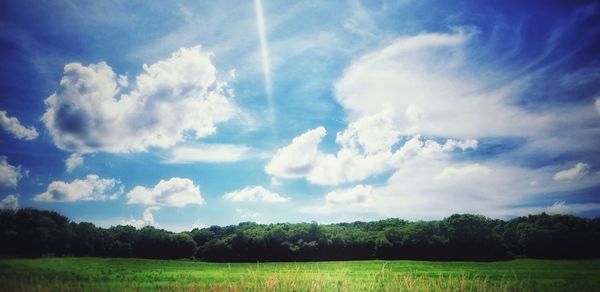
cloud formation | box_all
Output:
[266,124,477,185]
[545,201,600,215]
[223,186,288,203]
[290,28,600,218]
[126,177,205,207]
[265,126,326,179]
[304,158,600,220]
[42,46,236,154]
[333,29,553,139]
[0,110,38,140]
[121,207,160,228]
[34,174,123,202]
[167,144,253,163]
[65,153,84,173]
[302,185,374,214]
[0,194,18,209]
[554,162,590,182]
[0,156,22,188]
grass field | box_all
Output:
[1,258,599,291]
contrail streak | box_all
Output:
[254,0,275,125]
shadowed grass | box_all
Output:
[1,258,599,291]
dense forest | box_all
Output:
[1,208,599,262]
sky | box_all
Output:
[1,0,600,231]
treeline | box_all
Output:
[1,208,599,261]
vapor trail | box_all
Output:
[254,0,275,125]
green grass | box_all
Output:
[1,258,599,291]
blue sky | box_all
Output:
[1,0,599,231]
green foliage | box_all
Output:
[1,258,600,291]
[1,208,599,261]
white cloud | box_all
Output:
[467,201,600,218]
[301,185,375,214]
[65,153,84,173]
[0,110,38,140]
[301,156,600,219]
[546,201,600,215]
[292,28,600,219]
[326,185,374,205]
[333,29,557,139]
[405,104,425,124]
[435,164,492,180]
[332,29,600,159]
[127,177,205,207]
[121,207,160,228]
[306,147,392,185]
[553,162,590,181]
[378,159,600,219]
[265,127,326,178]
[266,123,476,185]
[0,156,22,188]
[42,46,236,154]
[160,220,207,233]
[235,207,261,222]
[336,111,400,155]
[595,97,600,115]
[166,144,253,163]
[223,186,288,203]
[546,201,572,215]
[0,194,18,209]
[504,201,600,216]
[270,177,281,186]
[34,174,123,202]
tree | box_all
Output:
[1,208,599,261]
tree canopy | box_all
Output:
[1,208,599,261]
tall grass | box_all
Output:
[1,258,599,291]
[204,264,532,292]
[1,263,531,291]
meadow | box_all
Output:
[1,258,599,291]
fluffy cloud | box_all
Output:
[270,177,281,186]
[300,185,377,214]
[595,97,600,115]
[545,201,600,215]
[34,174,123,202]
[235,207,261,222]
[0,110,38,140]
[265,127,326,178]
[333,29,554,139]
[305,158,600,219]
[65,153,84,173]
[435,164,492,180]
[291,28,600,218]
[309,134,477,185]
[121,207,160,228]
[166,144,253,163]
[503,201,600,216]
[553,162,590,181]
[0,194,18,209]
[0,156,22,188]
[336,112,400,155]
[42,46,236,154]
[223,186,288,203]
[126,177,204,207]
[326,185,374,205]
[332,29,600,160]
[266,124,477,185]
[546,201,572,215]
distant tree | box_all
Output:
[1,208,599,261]
[71,222,104,256]
[168,233,196,259]
[441,214,509,260]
